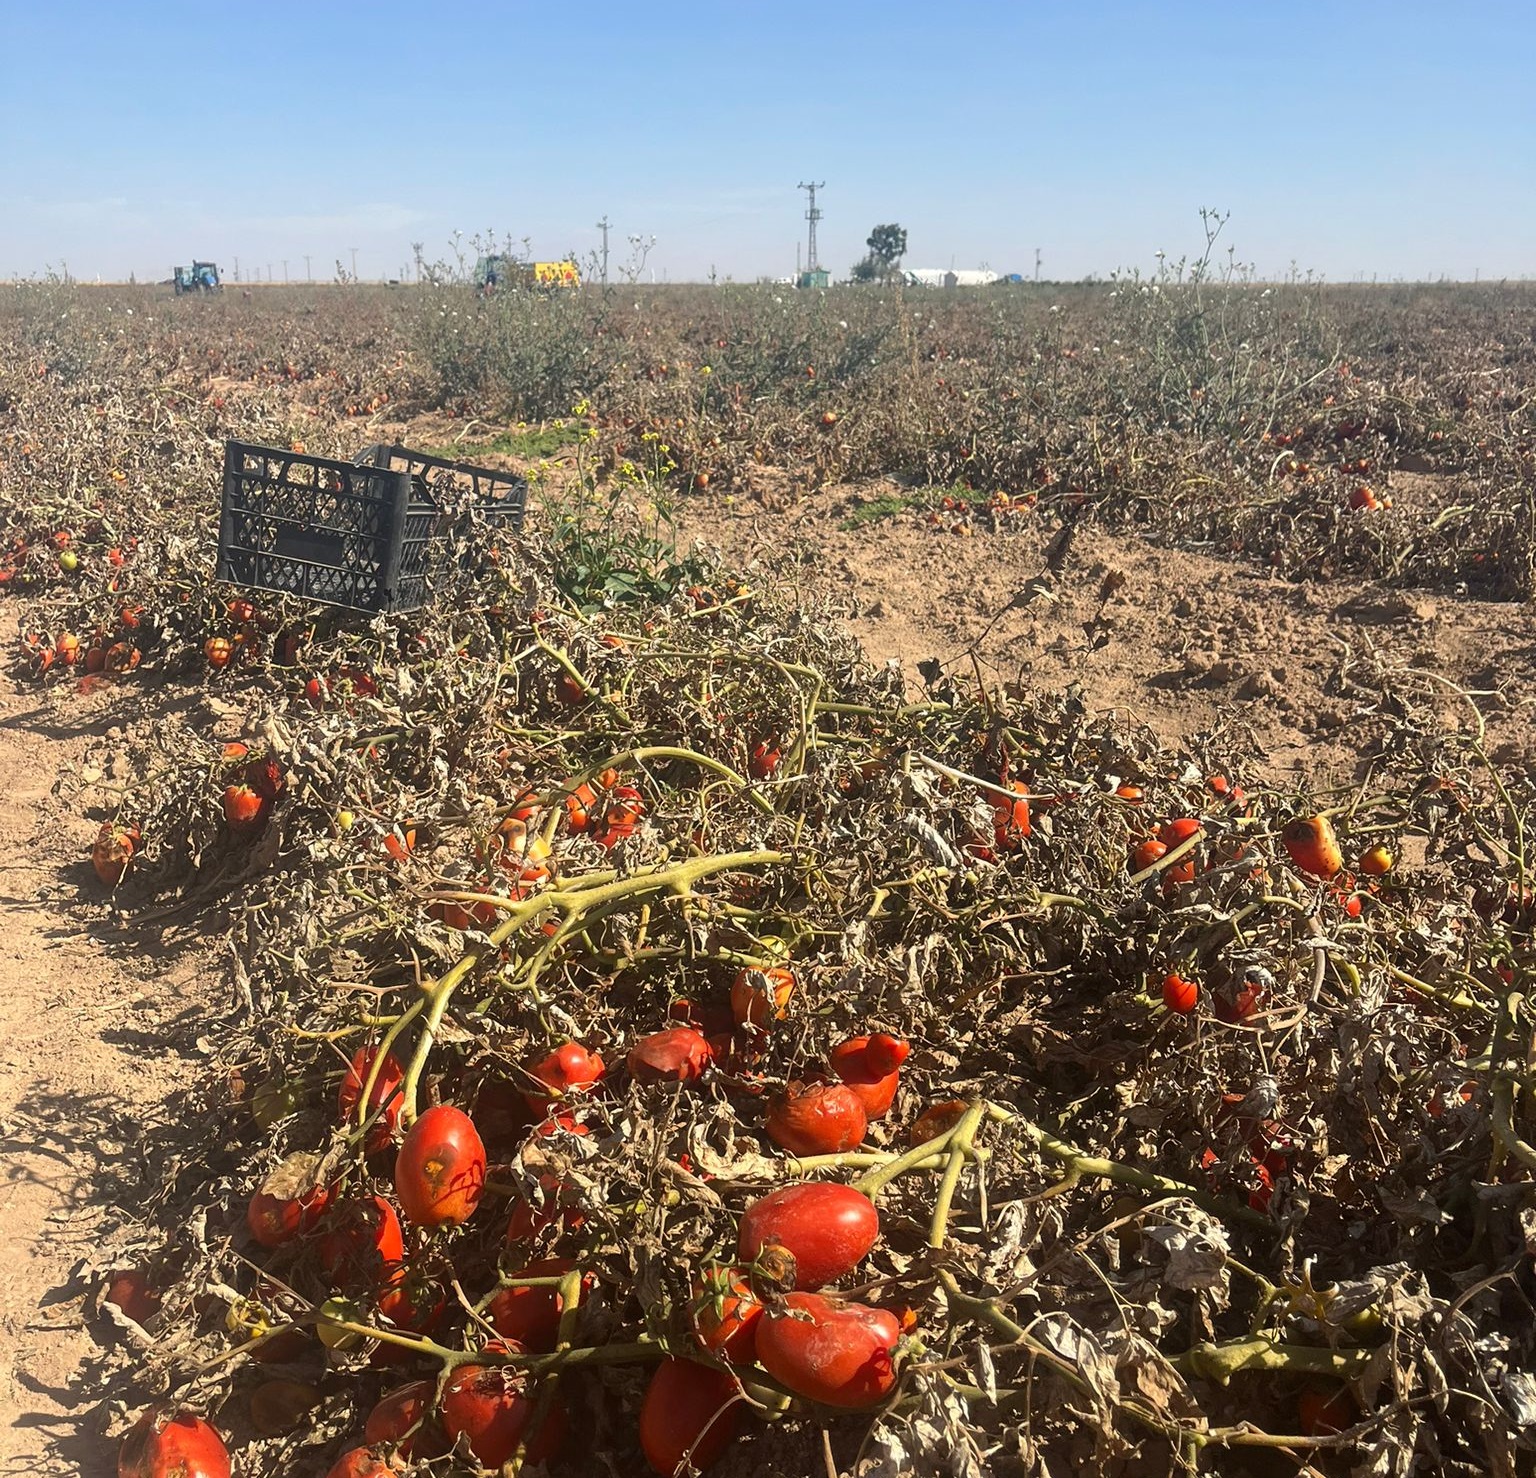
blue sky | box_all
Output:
[2,0,1532,283]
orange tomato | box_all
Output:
[730,966,796,1027]
[1282,815,1343,879]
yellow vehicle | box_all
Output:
[474,256,580,291]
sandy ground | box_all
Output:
[674,476,1536,790]
[0,682,217,1476]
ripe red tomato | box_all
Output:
[689,1266,764,1363]
[524,1041,606,1114]
[829,1034,910,1118]
[394,1105,487,1228]
[991,780,1031,846]
[247,1151,331,1248]
[504,1173,585,1246]
[319,1195,405,1292]
[322,1448,406,1478]
[593,784,645,848]
[372,1272,448,1363]
[748,740,782,780]
[365,1379,445,1457]
[765,1082,868,1156]
[338,1046,405,1152]
[1162,973,1199,1015]
[119,1407,230,1478]
[627,1026,713,1083]
[1282,815,1343,879]
[103,1268,162,1325]
[757,1293,900,1408]
[488,1256,582,1352]
[738,1182,879,1290]
[1128,838,1167,872]
[441,1362,566,1467]
[639,1358,742,1475]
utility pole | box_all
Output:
[797,180,824,275]
[282,259,289,283]
[304,254,312,282]
[596,216,611,283]
[266,263,273,283]
[233,256,240,283]
[1034,248,1042,282]
[349,246,359,281]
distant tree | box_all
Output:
[849,255,880,283]
[866,223,908,278]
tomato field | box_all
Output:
[2,274,1535,1477]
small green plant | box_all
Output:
[428,423,577,462]
[837,487,931,530]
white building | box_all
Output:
[903,268,1001,288]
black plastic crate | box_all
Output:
[215,441,527,613]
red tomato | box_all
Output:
[246,1151,331,1249]
[738,1182,879,1290]
[318,1195,405,1292]
[365,1379,445,1457]
[748,740,782,780]
[689,1266,764,1363]
[829,1034,909,1118]
[488,1257,581,1352]
[627,1027,714,1084]
[757,1293,900,1408]
[441,1362,566,1467]
[765,1082,868,1156]
[1128,838,1167,872]
[1158,817,1202,847]
[639,1358,742,1475]
[991,780,1031,846]
[372,1273,448,1364]
[1162,973,1199,1015]
[394,1105,487,1228]
[524,1041,606,1114]
[593,784,645,848]
[119,1407,230,1478]
[504,1174,585,1246]
[323,1448,406,1478]
[338,1046,405,1153]
[103,1268,162,1325]
[1296,1385,1357,1435]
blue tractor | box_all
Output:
[173,261,222,294]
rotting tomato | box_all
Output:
[247,1150,331,1249]
[627,1026,714,1084]
[441,1360,566,1467]
[524,1041,606,1114]
[738,1182,879,1291]
[829,1034,910,1118]
[1282,815,1343,879]
[104,1268,162,1326]
[488,1256,582,1352]
[689,1266,764,1363]
[222,782,269,835]
[394,1105,487,1228]
[756,1292,901,1409]
[1358,844,1394,877]
[748,738,782,779]
[118,1406,230,1478]
[339,1046,406,1152]
[1296,1384,1357,1436]
[730,965,796,1027]
[991,780,1031,847]
[909,1099,970,1146]
[639,1357,743,1475]
[319,1195,405,1292]
[92,822,140,885]
[372,1271,448,1362]
[593,784,645,848]
[766,1082,868,1156]
[323,1448,406,1478]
